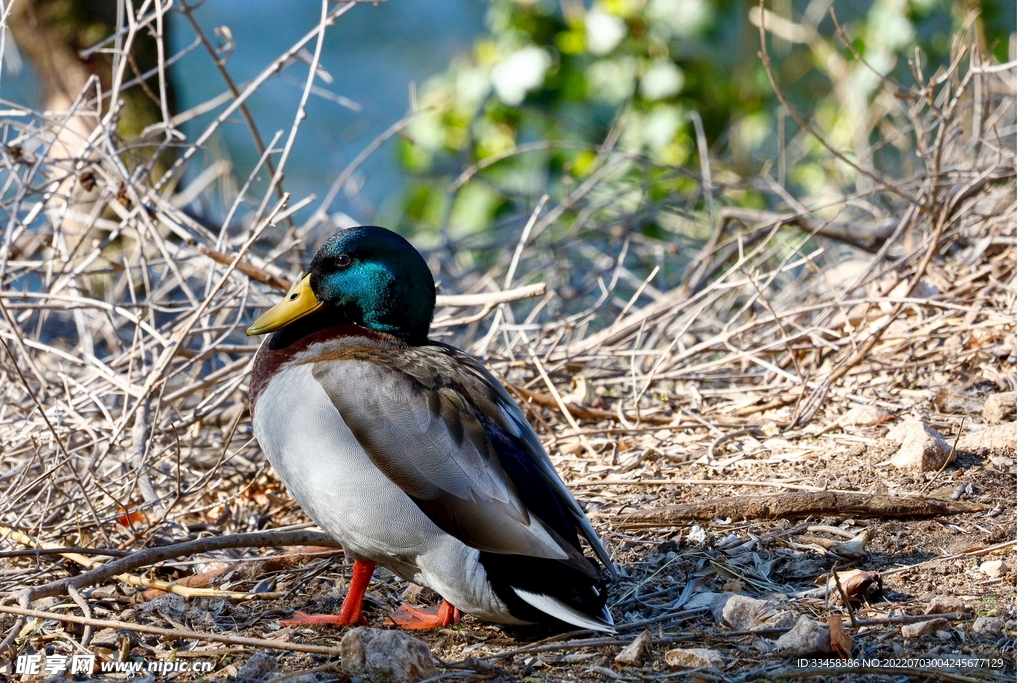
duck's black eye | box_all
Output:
[335,255,352,269]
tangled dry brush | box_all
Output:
[0,2,1015,679]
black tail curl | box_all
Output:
[479,552,612,630]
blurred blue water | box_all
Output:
[167,1,485,225]
[1,2,484,226]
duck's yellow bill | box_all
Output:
[246,274,323,336]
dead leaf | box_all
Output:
[840,570,882,601]
[828,615,853,658]
[814,569,882,605]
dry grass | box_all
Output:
[0,2,1016,681]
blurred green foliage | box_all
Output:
[389,0,1013,251]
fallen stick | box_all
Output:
[198,245,292,291]
[436,282,546,308]
[138,546,342,600]
[878,539,1017,578]
[199,244,547,307]
[617,492,988,527]
[844,611,968,626]
[0,605,343,657]
[479,624,796,662]
[0,525,289,601]
[6,528,340,603]
[508,387,754,427]
[570,478,829,492]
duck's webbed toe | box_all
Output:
[386,601,461,630]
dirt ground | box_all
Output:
[17,403,1009,683]
[1,225,1017,681]
[250,417,1019,682]
[1,213,1016,682]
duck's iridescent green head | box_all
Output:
[246,226,436,345]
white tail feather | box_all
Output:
[512,588,616,634]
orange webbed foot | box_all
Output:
[282,559,377,628]
[280,610,369,627]
[386,600,460,630]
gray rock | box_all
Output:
[982,392,1016,423]
[721,594,797,631]
[972,616,1002,636]
[30,596,60,611]
[776,616,831,656]
[958,422,1017,454]
[886,419,952,471]
[614,629,651,666]
[664,648,725,669]
[901,618,950,638]
[236,652,279,682]
[924,596,964,615]
[338,627,437,683]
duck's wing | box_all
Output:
[436,345,617,576]
[310,345,610,575]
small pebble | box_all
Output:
[664,648,725,669]
[776,616,831,655]
[972,616,1003,636]
[887,419,952,471]
[901,618,950,639]
[614,629,651,666]
[982,391,1016,423]
[979,559,1007,578]
[924,596,964,615]
[236,652,278,680]
[842,404,890,425]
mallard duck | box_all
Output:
[246,226,615,632]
